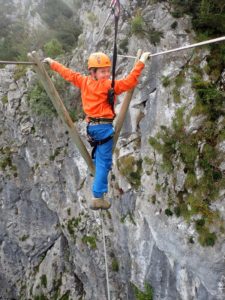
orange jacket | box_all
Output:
[50,60,145,119]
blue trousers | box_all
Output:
[87,124,114,198]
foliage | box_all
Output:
[112,258,119,272]
[50,73,84,121]
[0,12,30,60]
[67,216,82,236]
[81,235,97,249]
[149,0,225,246]
[59,291,70,300]
[44,39,64,58]
[27,82,57,118]
[148,29,164,45]
[165,208,173,216]
[0,146,17,175]
[40,275,47,288]
[162,76,171,87]
[36,0,82,52]
[1,95,8,104]
[131,14,146,36]
[130,11,163,45]
[117,155,143,189]
[34,295,48,300]
[169,0,225,36]
[14,65,27,81]
[149,90,224,244]
[0,0,82,60]
[87,12,99,25]
[132,282,154,300]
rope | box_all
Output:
[95,0,118,44]
[118,36,225,59]
[1,36,225,66]
[100,211,111,300]
[0,60,35,65]
[107,0,120,116]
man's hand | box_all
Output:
[43,57,54,64]
[140,52,151,64]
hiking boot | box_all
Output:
[89,196,111,210]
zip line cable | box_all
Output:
[1,36,225,66]
[98,2,120,300]
[0,60,35,65]
[118,36,225,59]
[100,211,111,300]
[95,0,118,44]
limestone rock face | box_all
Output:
[0,1,225,300]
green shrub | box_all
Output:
[0,0,82,59]
[162,76,171,87]
[44,38,64,57]
[36,0,82,51]
[14,65,27,81]
[165,208,173,216]
[81,235,97,250]
[1,95,8,104]
[27,82,57,117]
[147,71,225,245]
[67,217,81,236]
[169,0,225,36]
[60,291,70,300]
[87,12,98,24]
[132,282,154,300]
[148,29,163,45]
[131,14,145,36]
[40,275,47,288]
[117,156,143,189]
[112,259,119,272]
[198,230,217,247]
[34,295,48,300]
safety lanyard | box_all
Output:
[108,0,120,115]
[111,0,120,89]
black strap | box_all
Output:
[111,4,120,90]
[88,117,114,123]
[87,134,114,159]
[108,0,120,116]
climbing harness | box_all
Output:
[87,131,114,159]
[86,117,114,159]
[107,0,120,116]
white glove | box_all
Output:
[140,52,151,64]
[43,57,54,64]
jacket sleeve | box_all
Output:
[50,61,85,89]
[114,61,145,95]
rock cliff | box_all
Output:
[0,0,225,299]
